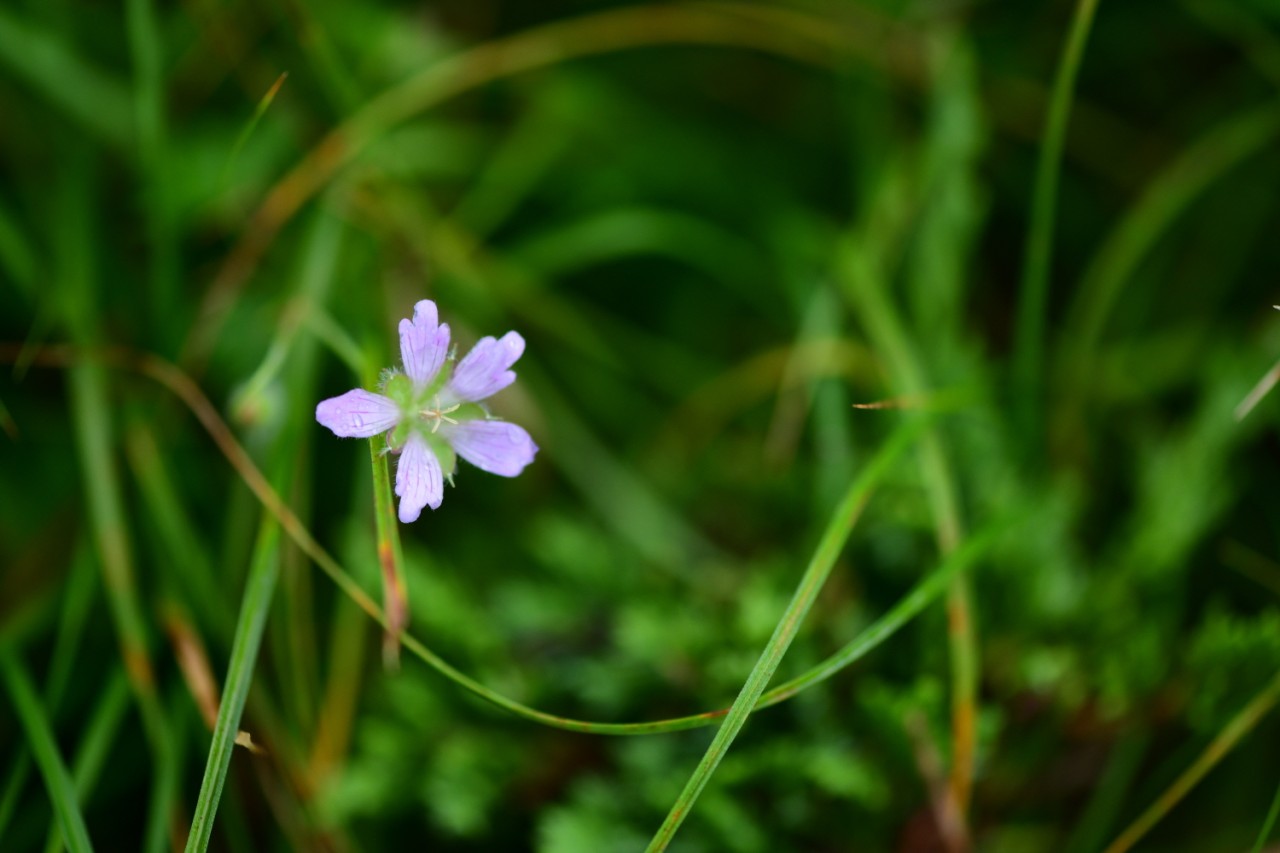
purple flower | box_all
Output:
[316,300,538,522]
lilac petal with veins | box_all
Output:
[394,433,443,522]
[446,331,525,403]
[399,299,451,387]
[444,419,537,477]
[315,389,401,438]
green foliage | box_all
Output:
[2,0,1280,850]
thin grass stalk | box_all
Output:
[1062,104,1280,382]
[184,518,282,853]
[839,239,978,819]
[40,669,131,853]
[370,441,409,667]
[1103,669,1280,853]
[0,649,94,853]
[1013,0,1101,445]
[1063,734,1150,853]
[125,0,177,346]
[1253,772,1280,853]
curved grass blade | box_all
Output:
[1063,103,1280,375]
[0,648,94,853]
[644,417,928,851]
[757,519,1005,710]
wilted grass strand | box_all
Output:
[1013,0,1101,443]
[1103,669,1280,853]
[185,518,282,853]
[644,417,928,851]
[0,649,95,853]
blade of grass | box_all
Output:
[370,438,409,668]
[840,232,978,818]
[1103,668,1280,853]
[125,0,179,347]
[186,207,343,851]
[1062,103,1280,382]
[1012,0,1102,444]
[185,516,282,853]
[219,72,288,189]
[0,7,133,149]
[1254,773,1280,853]
[644,416,928,850]
[0,543,97,843]
[41,669,131,853]
[756,519,1005,710]
[0,648,94,853]
[125,422,233,642]
[1064,733,1151,853]
[57,153,176,853]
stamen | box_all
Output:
[419,397,462,434]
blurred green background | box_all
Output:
[4,0,1280,850]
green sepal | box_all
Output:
[383,372,414,409]
[387,421,412,451]
[425,433,457,478]
[451,403,487,423]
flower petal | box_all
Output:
[445,331,525,403]
[394,433,443,522]
[399,299,451,387]
[315,389,401,438]
[444,419,537,477]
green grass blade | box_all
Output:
[644,417,926,851]
[1103,669,1280,853]
[1063,104,1280,375]
[0,649,95,853]
[184,518,281,853]
[0,7,132,149]
[42,670,131,853]
[757,520,1005,710]
[1012,0,1101,442]
[1253,773,1280,853]
[839,231,978,815]
[219,72,288,189]
[125,0,179,348]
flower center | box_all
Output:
[419,397,461,433]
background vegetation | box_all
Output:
[3,0,1280,850]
